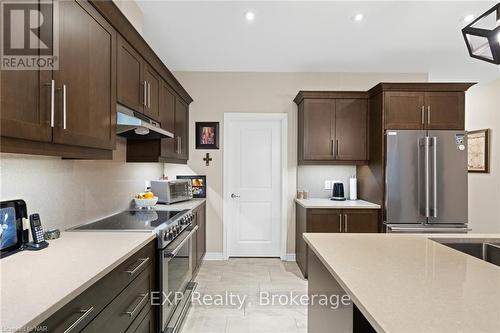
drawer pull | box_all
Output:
[63,307,94,333]
[123,293,149,317]
[125,257,150,276]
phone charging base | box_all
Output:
[25,241,49,250]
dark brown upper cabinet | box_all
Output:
[143,63,160,121]
[117,35,144,113]
[295,91,369,165]
[371,83,475,131]
[384,92,426,129]
[53,0,116,150]
[335,99,368,161]
[0,0,115,159]
[117,36,161,122]
[173,98,189,161]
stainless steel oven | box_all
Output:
[160,224,198,333]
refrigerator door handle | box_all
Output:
[424,137,431,218]
[431,137,438,218]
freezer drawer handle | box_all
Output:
[387,226,471,233]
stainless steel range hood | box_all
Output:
[116,105,173,140]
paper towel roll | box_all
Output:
[349,177,357,200]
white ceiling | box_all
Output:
[137,1,500,82]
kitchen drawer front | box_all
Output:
[81,264,155,332]
[126,306,156,333]
[41,240,155,332]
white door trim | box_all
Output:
[223,113,288,260]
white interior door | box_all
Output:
[226,115,283,257]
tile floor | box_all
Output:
[181,258,307,333]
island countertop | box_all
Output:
[0,232,156,332]
[295,198,381,209]
[303,233,500,333]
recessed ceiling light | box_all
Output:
[462,14,475,23]
[353,13,364,22]
[245,11,255,22]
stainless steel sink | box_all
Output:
[435,240,500,267]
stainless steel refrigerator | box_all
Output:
[385,130,470,233]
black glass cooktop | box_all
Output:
[75,210,184,231]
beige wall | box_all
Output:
[112,0,144,35]
[172,71,428,255]
[0,138,163,231]
[465,79,500,233]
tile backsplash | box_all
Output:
[0,138,164,231]
[297,165,356,199]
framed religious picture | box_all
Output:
[176,175,207,198]
[196,122,219,149]
[467,129,490,173]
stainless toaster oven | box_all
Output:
[150,179,193,204]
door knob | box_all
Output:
[231,193,240,199]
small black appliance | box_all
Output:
[331,182,346,201]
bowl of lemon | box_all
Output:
[134,191,158,209]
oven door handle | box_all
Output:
[164,225,198,258]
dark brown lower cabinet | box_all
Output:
[41,240,157,333]
[192,202,207,274]
[296,204,379,278]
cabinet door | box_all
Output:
[302,99,335,160]
[307,209,342,233]
[174,98,189,160]
[335,99,368,161]
[343,209,378,233]
[196,204,206,264]
[1,0,52,143]
[143,63,160,121]
[53,0,116,150]
[1,71,52,142]
[160,82,177,159]
[384,92,425,130]
[425,92,465,130]
[117,35,144,113]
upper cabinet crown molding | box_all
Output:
[294,91,369,105]
[368,82,476,97]
[90,0,193,106]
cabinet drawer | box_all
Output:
[41,240,155,332]
[82,264,154,332]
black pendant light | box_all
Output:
[462,3,500,64]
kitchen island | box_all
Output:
[304,233,500,333]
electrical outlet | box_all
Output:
[324,180,332,190]
[144,180,151,191]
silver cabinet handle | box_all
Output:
[331,139,334,156]
[143,80,147,106]
[43,80,55,127]
[344,214,348,232]
[231,193,240,199]
[421,106,425,125]
[123,293,149,317]
[63,307,94,333]
[336,139,340,157]
[147,82,151,108]
[125,257,150,276]
[178,136,182,154]
[63,84,67,130]
[339,214,342,232]
[427,106,431,125]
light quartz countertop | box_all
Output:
[295,198,381,209]
[304,233,500,333]
[155,198,206,211]
[0,232,156,332]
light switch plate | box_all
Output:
[324,180,332,190]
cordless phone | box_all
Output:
[30,214,45,243]
[26,213,48,250]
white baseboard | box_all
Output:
[203,252,225,261]
[284,253,296,262]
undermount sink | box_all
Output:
[435,240,500,267]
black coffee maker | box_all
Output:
[331,182,346,201]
